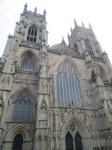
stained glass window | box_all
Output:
[56,60,83,107]
[75,132,83,150]
[12,134,23,150]
[66,132,73,150]
[21,55,35,71]
[13,92,30,121]
[70,124,75,131]
[27,26,37,42]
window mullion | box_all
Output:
[76,79,81,107]
[23,102,26,120]
[18,101,21,120]
[74,77,78,107]
[62,75,65,106]
[67,71,71,106]
[64,75,67,107]
[59,75,61,106]
[70,76,74,105]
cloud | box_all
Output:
[0,6,3,11]
[0,20,3,25]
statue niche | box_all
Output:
[39,99,47,127]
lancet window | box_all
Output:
[13,92,30,121]
[56,60,83,107]
[75,132,83,150]
[21,55,35,71]
[65,132,83,150]
[66,132,73,150]
[74,44,78,54]
[27,26,37,42]
[85,39,94,55]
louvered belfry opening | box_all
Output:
[65,132,73,150]
[75,132,83,150]
[12,134,23,150]
[27,26,37,42]
[85,39,94,55]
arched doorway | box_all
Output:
[65,132,73,150]
[12,134,23,150]
[75,132,83,150]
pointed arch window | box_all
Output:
[12,134,23,150]
[74,44,78,54]
[75,132,83,150]
[21,55,35,71]
[85,39,94,55]
[27,26,37,42]
[56,60,83,107]
[66,132,73,150]
[13,92,30,121]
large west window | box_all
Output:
[13,92,30,121]
[27,26,37,42]
[56,60,83,107]
[21,55,35,71]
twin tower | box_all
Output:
[0,3,112,150]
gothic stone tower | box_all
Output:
[0,4,112,150]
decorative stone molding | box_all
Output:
[20,41,40,49]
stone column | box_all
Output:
[73,139,76,150]
[61,138,66,150]
[55,113,59,130]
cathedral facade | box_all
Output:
[0,4,112,150]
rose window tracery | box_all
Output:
[69,124,75,131]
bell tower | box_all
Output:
[1,3,48,62]
[68,19,103,57]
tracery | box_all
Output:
[21,55,35,71]
[56,60,83,107]
[85,39,94,55]
[74,44,78,54]
[13,92,30,121]
[27,26,37,42]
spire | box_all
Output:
[67,33,69,38]
[34,7,37,14]
[71,28,72,33]
[43,9,46,20]
[61,36,65,44]
[24,3,27,12]
[89,23,93,33]
[43,9,46,15]
[74,18,78,27]
[82,22,85,28]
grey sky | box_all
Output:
[0,0,112,63]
